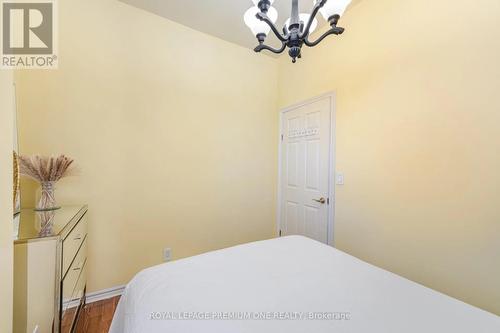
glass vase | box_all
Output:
[37,210,56,237]
[35,181,60,211]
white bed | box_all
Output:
[110,236,499,333]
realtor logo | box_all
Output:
[1,0,58,69]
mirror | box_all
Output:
[13,83,20,213]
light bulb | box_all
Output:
[315,0,351,20]
[285,13,318,34]
[244,6,278,36]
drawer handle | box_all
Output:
[72,260,84,271]
[73,234,82,241]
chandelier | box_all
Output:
[244,0,351,63]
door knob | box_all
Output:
[313,197,326,204]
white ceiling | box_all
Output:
[119,0,361,51]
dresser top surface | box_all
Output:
[14,205,87,243]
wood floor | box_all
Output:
[74,296,120,333]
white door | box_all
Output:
[280,96,333,244]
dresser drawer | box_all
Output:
[61,260,87,333]
[62,238,86,314]
[62,213,87,277]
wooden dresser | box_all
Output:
[13,205,88,333]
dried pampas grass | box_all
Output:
[19,154,75,182]
[19,154,76,211]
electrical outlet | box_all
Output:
[163,248,172,262]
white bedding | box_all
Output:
[110,236,499,333]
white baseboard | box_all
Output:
[62,298,81,309]
[86,285,126,304]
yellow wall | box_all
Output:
[278,0,500,315]
[0,71,14,333]
[15,0,279,292]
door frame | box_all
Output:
[277,91,337,246]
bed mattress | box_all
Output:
[109,236,499,332]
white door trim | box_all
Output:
[277,91,336,246]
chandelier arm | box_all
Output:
[256,12,289,42]
[254,42,287,54]
[304,26,345,47]
[300,0,327,39]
